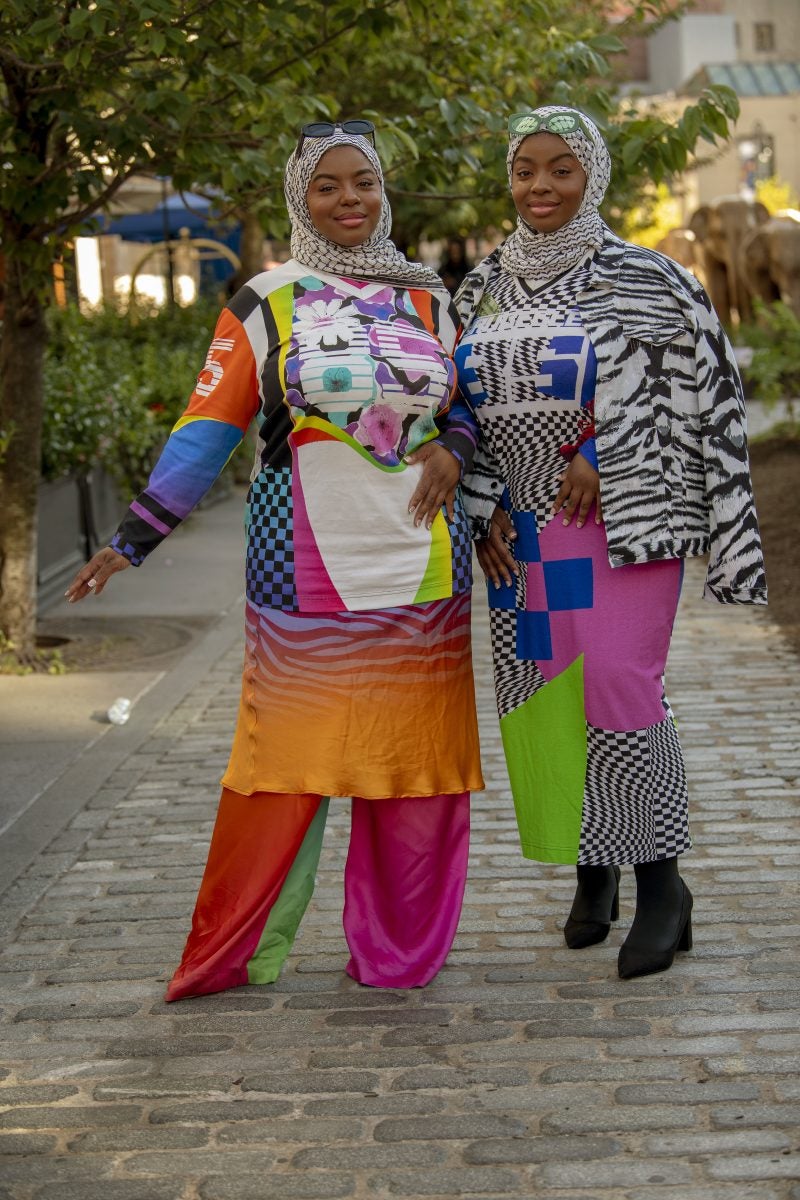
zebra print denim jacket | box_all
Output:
[457,230,767,606]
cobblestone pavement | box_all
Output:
[1,558,799,1200]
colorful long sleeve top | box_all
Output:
[112,261,479,612]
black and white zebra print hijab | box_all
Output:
[284,128,442,289]
[499,104,611,279]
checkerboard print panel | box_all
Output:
[246,468,298,611]
[578,718,690,866]
[490,603,548,720]
[450,502,474,593]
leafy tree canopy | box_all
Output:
[0,0,740,265]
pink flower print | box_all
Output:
[352,404,403,460]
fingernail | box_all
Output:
[562,518,570,526]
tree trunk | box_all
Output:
[0,256,48,661]
[230,211,266,289]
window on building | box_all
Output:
[754,22,775,52]
[737,129,775,198]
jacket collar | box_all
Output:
[581,227,626,292]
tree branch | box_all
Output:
[260,0,400,83]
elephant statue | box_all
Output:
[740,211,800,320]
[688,197,770,326]
[655,227,707,287]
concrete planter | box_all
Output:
[37,469,128,611]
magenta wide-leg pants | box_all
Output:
[344,793,471,988]
[166,788,470,1001]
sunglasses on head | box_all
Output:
[508,110,592,140]
[295,119,376,157]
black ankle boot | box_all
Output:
[618,858,693,980]
[564,864,621,949]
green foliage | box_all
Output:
[0,422,15,472]
[301,5,740,246]
[41,302,217,497]
[742,301,800,419]
[618,181,683,249]
[0,0,742,265]
[0,0,404,280]
[755,176,800,216]
[0,630,66,675]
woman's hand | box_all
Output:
[65,547,131,603]
[475,506,518,590]
[405,442,461,529]
[553,454,603,528]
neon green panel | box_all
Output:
[247,799,329,985]
[414,511,453,603]
[499,655,587,864]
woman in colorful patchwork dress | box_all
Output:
[455,105,766,979]
[66,120,483,998]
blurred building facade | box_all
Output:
[614,0,800,217]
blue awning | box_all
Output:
[95,192,233,242]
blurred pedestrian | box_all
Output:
[439,236,471,296]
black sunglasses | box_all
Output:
[295,120,376,157]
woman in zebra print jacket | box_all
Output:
[454,105,766,980]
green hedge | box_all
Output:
[741,301,800,416]
[41,301,223,498]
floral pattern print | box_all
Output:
[293,297,358,350]
[288,280,455,466]
[351,404,404,462]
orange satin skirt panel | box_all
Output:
[221,592,483,800]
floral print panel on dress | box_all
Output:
[287,279,453,466]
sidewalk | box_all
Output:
[0,487,247,914]
[1,541,799,1197]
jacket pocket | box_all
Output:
[620,320,688,346]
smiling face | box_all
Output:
[305,144,383,248]
[510,132,588,234]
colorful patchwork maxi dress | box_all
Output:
[110,261,484,997]
[456,257,691,867]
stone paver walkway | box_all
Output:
[1,558,799,1200]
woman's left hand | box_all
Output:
[553,454,603,528]
[405,442,461,529]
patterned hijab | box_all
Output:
[284,128,442,289]
[499,104,611,279]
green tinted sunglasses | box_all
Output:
[508,110,592,140]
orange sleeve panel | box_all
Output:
[180,307,260,433]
